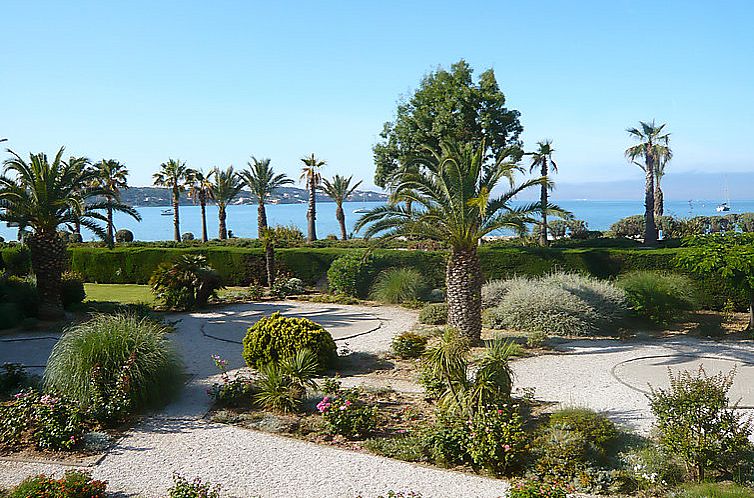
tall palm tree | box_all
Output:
[625,121,671,245]
[241,157,293,237]
[92,159,141,247]
[526,139,558,246]
[300,154,326,242]
[187,169,213,242]
[654,154,670,219]
[356,140,555,342]
[67,155,91,239]
[320,175,363,240]
[0,148,110,319]
[209,166,243,240]
[153,159,191,242]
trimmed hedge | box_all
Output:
[1,244,742,311]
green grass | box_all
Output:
[84,283,249,306]
[676,482,754,498]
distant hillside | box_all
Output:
[120,186,388,207]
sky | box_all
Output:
[1,0,753,196]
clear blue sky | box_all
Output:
[2,0,752,192]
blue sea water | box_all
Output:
[2,199,753,242]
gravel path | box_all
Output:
[0,302,511,498]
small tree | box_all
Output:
[676,233,754,330]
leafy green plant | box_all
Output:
[3,470,107,498]
[508,478,570,498]
[675,482,754,498]
[255,349,319,412]
[149,254,223,310]
[43,313,184,412]
[0,363,27,399]
[621,444,685,494]
[207,355,254,407]
[317,388,378,438]
[60,271,86,309]
[270,277,305,298]
[0,389,84,451]
[466,403,529,475]
[548,407,619,462]
[327,253,375,297]
[617,270,697,324]
[418,303,447,325]
[0,275,39,318]
[168,472,221,498]
[242,312,337,371]
[391,331,429,358]
[115,229,134,243]
[648,366,753,481]
[0,302,22,330]
[369,268,427,304]
[363,435,430,462]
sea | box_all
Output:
[2,199,754,242]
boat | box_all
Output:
[353,208,369,214]
[160,209,172,216]
[716,179,731,212]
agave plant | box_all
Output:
[0,148,110,319]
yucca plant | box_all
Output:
[43,313,184,410]
[255,349,319,412]
[357,140,561,341]
[0,148,111,319]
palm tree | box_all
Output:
[526,140,558,246]
[209,166,243,240]
[187,169,213,242]
[654,154,670,219]
[356,140,555,342]
[0,148,110,319]
[300,154,326,242]
[153,159,191,242]
[67,155,91,239]
[241,157,293,237]
[320,175,363,240]
[92,159,141,247]
[625,121,671,245]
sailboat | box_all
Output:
[716,179,731,212]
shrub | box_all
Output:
[0,363,27,399]
[242,312,337,372]
[1,276,39,318]
[466,403,529,475]
[168,473,221,498]
[61,271,86,309]
[0,302,22,330]
[115,229,134,243]
[509,479,570,498]
[621,444,685,493]
[482,278,516,309]
[317,388,377,438]
[207,355,254,407]
[618,270,698,324]
[327,253,375,297]
[43,313,184,415]
[548,407,618,462]
[370,267,427,304]
[3,470,107,498]
[255,349,319,412]
[246,283,264,300]
[391,331,428,359]
[488,273,627,336]
[675,482,754,498]
[648,366,753,481]
[418,303,447,325]
[421,411,471,467]
[363,435,430,462]
[609,215,645,238]
[149,254,223,310]
[181,232,195,241]
[0,389,85,451]
[1,245,31,276]
[270,277,305,298]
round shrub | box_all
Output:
[43,313,184,411]
[1,276,39,317]
[181,232,195,241]
[369,267,427,304]
[487,273,628,336]
[391,331,428,358]
[1,246,31,276]
[548,407,618,461]
[242,312,337,372]
[418,303,448,325]
[0,302,22,330]
[482,277,527,309]
[327,253,375,298]
[61,271,86,309]
[617,270,698,324]
[115,229,134,243]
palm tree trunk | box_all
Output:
[106,202,114,248]
[654,183,664,219]
[540,162,548,247]
[265,242,275,286]
[218,204,227,240]
[257,201,268,238]
[200,197,208,242]
[748,293,754,331]
[446,246,483,342]
[644,153,657,245]
[336,203,347,240]
[27,231,66,320]
[307,177,317,241]
[173,187,180,242]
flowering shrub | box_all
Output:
[207,354,254,407]
[317,389,377,438]
[466,404,529,475]
[270,277,306,298]
[391,331,428,359]
[0,389,84,451]
[168,473,221,498]
[3,470,107,498]
[509,478,570,498]
[88,356,134,426]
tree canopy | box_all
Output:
[373,60,523,188]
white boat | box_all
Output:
[160,209,172,216]
[353,208,369,214]
[716,203,730,212]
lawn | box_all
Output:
[84,283,248,306]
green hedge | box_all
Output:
[2,244,743,311]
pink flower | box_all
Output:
[339,405,347,411]
[503,444,511,451]
[497,409,504,414]
[344,400,352,406]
